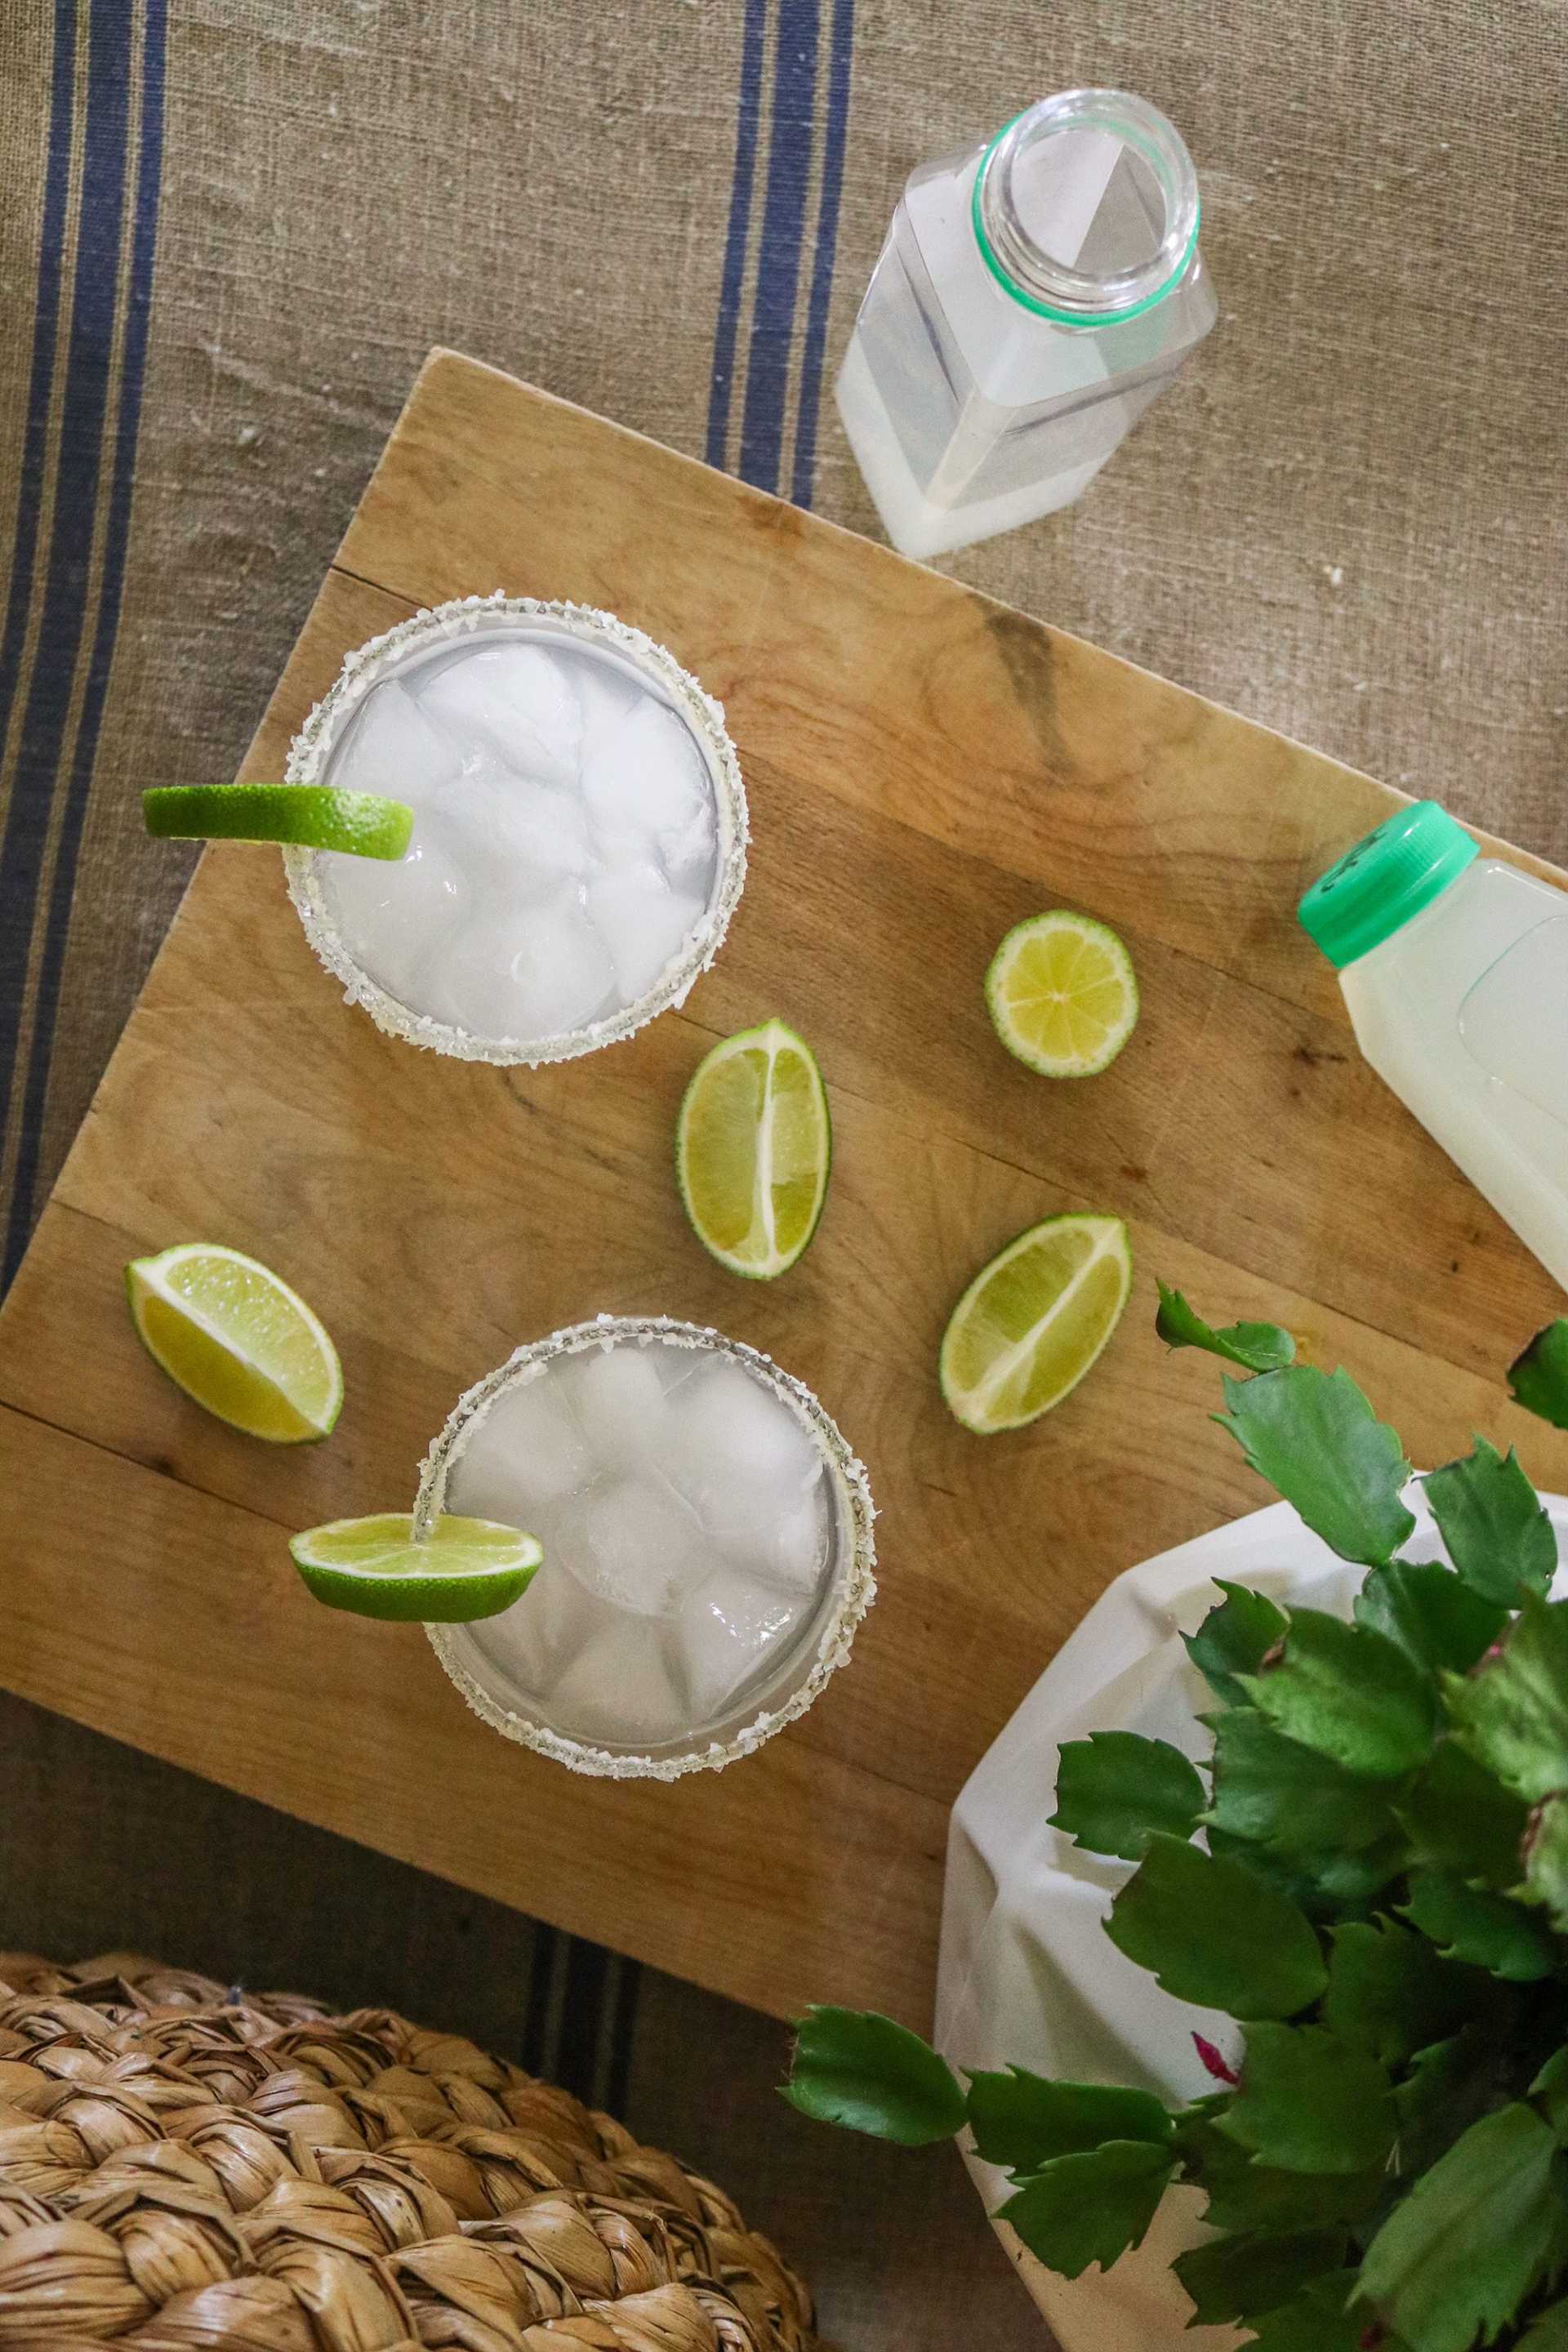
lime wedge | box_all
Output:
[127,1243,343,1443]
[676,1018,831,1279]
[143,783,413,860]
[290,1512,541,1622]
[940,1214,1133,1432]
[987,911,1138,1077]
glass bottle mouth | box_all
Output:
[972,89,1202,327]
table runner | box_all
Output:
[1,5,1564,2343]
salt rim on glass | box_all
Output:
[418,1315,879,1782]
[283,591,749,1067]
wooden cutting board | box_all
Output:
[2,350,1564,2026]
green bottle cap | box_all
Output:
[1298,800,1480,969]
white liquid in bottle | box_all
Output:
[1300,803,1568,1290]
[836,89,1218,561]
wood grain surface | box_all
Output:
[1,350,1563,2025]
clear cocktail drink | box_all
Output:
[420,1317,877,1777]
[285,594,747,1063]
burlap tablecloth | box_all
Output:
[1,5,1564,2343]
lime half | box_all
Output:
[290,1512,541,1622]
[144,783,413,860]
[676,1018,831,1279]
[940,1214,1133,1432]
[987,911,1138,1077]
[127,1242,343,1443]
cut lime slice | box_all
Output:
[987,910,1138,1077]
[290,1512,541,1622]
[127,1242,343,1443]
[143,783,413,860]
[676,1018,831,1279]
[940,1214,1133,1432]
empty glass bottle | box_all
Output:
[836,89,1219,560]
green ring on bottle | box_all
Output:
[969,113,1200,328]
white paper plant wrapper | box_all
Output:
[934,1485,1568,2351]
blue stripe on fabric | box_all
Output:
[736,0,821,494]
[0,7,77,770]
[789,0,854,508]
[6,0,167,1283]
[0,0,134,1146]
[704,0,768,471]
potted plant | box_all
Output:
[786,1290,1568,2352]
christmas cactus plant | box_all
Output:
[786,1293,1568,2351]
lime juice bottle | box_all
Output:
[1300,801,1568,1287]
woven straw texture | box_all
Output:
[0,1951,817,2351]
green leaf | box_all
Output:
[965,2069,1172,2173]
[1178,2115,1383,2234]
[1525,1794,1568,1934]
[1401,1868,1557,1982]
[1185,1579,1289,1706]
[1447,1591,1568,1804]
[783,2008,966,2145]
[1321,1918,1482,2067]
[997,2140,1174,2278]
[1355,1557,1508,1675]
[1530,2047,1568,2141]
[1511,1321,1568,1431]
[1173,2229,1349,2325]
[1424,1436,1558,1604]
[1219,2022,1397,2175]
[1156,1281,1297,1374]
[1359,2103,1561,2352]
[1519,2303,1568,2349]
[1394,1735,1532,1886]
[1245,2272,1375,2351]
[1049,1731,1205,1862]
[1105,1833,1326,2020]
[1206,1708,1398,1855]
[1216,1365,1415,1567]
[1241,1607,1438,1781]
[1396,2024,1517,2176]
[1205,1825,1406,1920]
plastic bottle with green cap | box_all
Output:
[835,90,1218,561]
[1300,800,1568,1288]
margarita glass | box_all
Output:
[284,593,747,1064]
[418,1316,877,1779]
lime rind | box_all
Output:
[290,1512,541,1624]
[986,910,1139,1078]
[939,1212,1134,1434]
[675,1017,831,1281]
[126,1242,344,1443]
[144,783,414,860]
